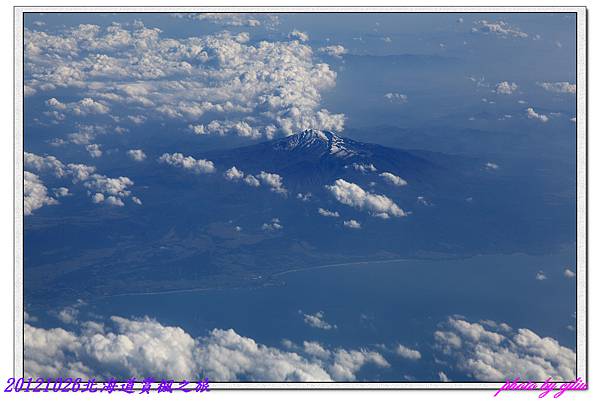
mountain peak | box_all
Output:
[275,129,358,158]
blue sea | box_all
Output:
[29,247,576,382]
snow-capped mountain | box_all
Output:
[203,128,454,187]
[273,129,365,159]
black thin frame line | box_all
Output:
[18,8,587,388]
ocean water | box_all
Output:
[29,247,576,382]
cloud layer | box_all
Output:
[25,315,389,382]
[434,317,575,381]
[26,22,344,139]
[326,179,406,219]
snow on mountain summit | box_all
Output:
[275,129,359,158]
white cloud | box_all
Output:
[485,162,499,170]
[158,153,216,174]
[538,82,576,94]
[564,268,575,278]
[25,314,388,381]
[53,187,70,197]
[301,311,337,330]
[25,152,138,208]
[329,349,390,381]
[289,30,309,42]
[104,196,125,207]
[262,218,283,231]
[243,175,261,187]
[434,317,575,381]
[318,45,347,58]
[303,341,331,359]
[343,219,361,229]
[527,107,549,123]
[84,175,133,198]
[46,97,110,116]
[224,166,245,181]
[64,124,109,145]
[85,144,102,158]
[24,172,58,215]
[189,120,265,139]
[384,93,408,103]
[318,208,339,218]
[296,192,312,202]
[395,344,421,360]
[26,24,344,138]
[326,179,406,218]
[379,172,407,187]
[222,166,262,188]
[472,20,528,38]
[257,171,287,195]
[348,163,377,173]
[25,152,68,177]
[91,193,104,203]
[173,13,276,27]
[417,196,433,206]
[127,149,147,161]
[438,371,450,382]
[495,81,518,95]
[536,270,547,281]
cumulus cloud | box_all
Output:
[328,349,389,381]
[347,163,377,173]
[24,172,58,215]
[343,219,361,229]
[189,120,265,139]
[536,270,547,281]
[257,171,287,195]
[564,268,575,278]
[158,153,216,174]
[46,97,110,116]
[224,166,245,181]
[25,152,139,206]
[62,124,110,146]
[26,23,344,138]
[25,314,388,381]
[222,166,261,188]
[527,107,549,123]
[384,93,408,103]
[379,172,408,187]
[262,218,283,231]
[485,162,499,170]
[472,20,528,38]
[495,81,518,95]
[289,30,309,42]
[83,175,133,198]
[326,179,406,218]
[53,187,70,197]
[318,208,339,218]
[318,45,347,58]
[85,144,102,158]
[438,371,450,382]
[127,149,146,161]
[395,344,422,360]
[434,317,575,381]
[301,311,337,330]
[244,175,260,187]
[538,82,576,94]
